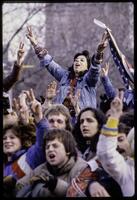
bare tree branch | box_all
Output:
[3,6,22,15]
[3,7,45,55]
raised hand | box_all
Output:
[46,81,57,100]
[27,89,43,123]
[17,42,25,66]
[97,31,109,53]
[100,62,109,77]
[108,89,124,118]
[26,26,38,47]
[12,98,20,113]
[12,93,30,125]
[65,88,81,116]
[26,25,48,58]
[13,96,30,124]
[68,89,80,115]
[95,31,109,64]
[42,81,57,112]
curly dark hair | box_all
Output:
[72,107,107,153]
[3,123,36,150]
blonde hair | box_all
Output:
[44,104,72,131]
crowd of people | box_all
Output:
[3,26,134,197]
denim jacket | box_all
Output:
[101,76,134,110]
[101,76,116,99]
[39,54,101,109]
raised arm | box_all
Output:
[26,26,66,81]
[97,91,134,195]
[100,62,116,99]
[24,89,49,168]
[12,91,30,125]
[42,80,57,113]
[86,31,108,86]
[3,42,24,92]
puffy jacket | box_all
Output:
[38,54,101,109]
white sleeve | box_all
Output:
[97,134,133,184]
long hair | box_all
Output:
[73,107,107,153]
[68,50,91,79]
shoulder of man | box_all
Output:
[70,157,88,176]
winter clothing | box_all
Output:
[16,156,87,197]
[123,89,134,111]
[101,75,134,111]
[82,146,96,161]
[101,75,116,99]
[66,157,122,197]
[3,61,22,92]
[4,119,49,181]
[35,44,101,110]
[97,117,135,196]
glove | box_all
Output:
[30,170,57,192]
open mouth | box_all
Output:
[75,64,81,68]
[116,147,125,154]
[49,154,56,159]
[5,145,13,148]
[83,129,89,132]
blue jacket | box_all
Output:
[123,89,134,110]
[4,119,49,180]
[39,54,101,109]
[101,76,116,99]
[101,75,134,110]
